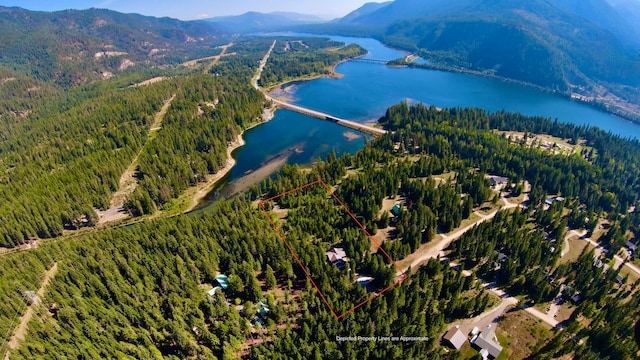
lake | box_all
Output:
[202,34,640,205]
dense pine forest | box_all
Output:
[3,100,640,358]
[2,7,640,358]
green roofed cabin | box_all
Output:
[216,275,229,289]
[391,204,402,217]
[258,301,270,318]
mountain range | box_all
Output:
[322,0,640,118]
[0,6,226,86]
[2,2,639,119]
[205,11,325,33]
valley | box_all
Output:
[1,2,640,359]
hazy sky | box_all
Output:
[0,0,374,20]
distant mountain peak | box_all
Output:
[339,2,392,23]
[205,11,324,33]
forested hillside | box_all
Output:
[0,77,179,246]
[0,6,226,86]
[310,0,640,121]
[1,5,640,359]
[258,37,366,88]
[0,36,274,247]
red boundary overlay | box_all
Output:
[259,179,408,320]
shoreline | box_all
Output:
[263,33,640,126]
[184,133,246,213]
[265,55,354,93]
[183,109,277,213]
[186,55,363,212]
[403,62,640,126]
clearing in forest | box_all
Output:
[259,179,407,319]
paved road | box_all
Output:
[394,187,564,329]
[452,282,519,335]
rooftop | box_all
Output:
[443,326,467,350]
[326,247,347,262]
[473,325,503,359]
[216,275,229,289]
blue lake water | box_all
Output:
[203,34,640,204]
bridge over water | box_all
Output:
[350,58,389,65]
[269,98,387,136]
[253,40,388,137]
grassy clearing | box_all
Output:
[495,310,554,359]
[559,236,590,264]
[496,130,594,157]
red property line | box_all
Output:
[259,179,407,320]
[259,201,339,319]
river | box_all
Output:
[201,34,640,206]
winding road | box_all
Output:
[394,188,563,328]
[399,192,524,273]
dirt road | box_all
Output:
[399,193,524,273]
[96,94,176,225]
[4,262,58,358]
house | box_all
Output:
[570,292,582,303]
[626,241,638,253]
[326,248,348,270]
[257,301,269,318]
[207,286,222,299]
[443,326,467,350]
[391,204,402,217]
[489,176,509,188]
[473,325,503,359]
[216,275,229,289]
[494,252,508,269]
[545,198,555,206]
[252,316,265,327]
[556,196,565,202]
[356,275,376,293]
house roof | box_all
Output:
[326,248,347,262]
[479,348,489,359]
[474,325,503,358]
[626,241,638,251]
[391,204,402,216]
[216,275,229,289]
[490,176,508,185]
[258,301,269,317]
[207,286,222,297]
[443,327,467,350]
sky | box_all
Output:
[0,0,374,20]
